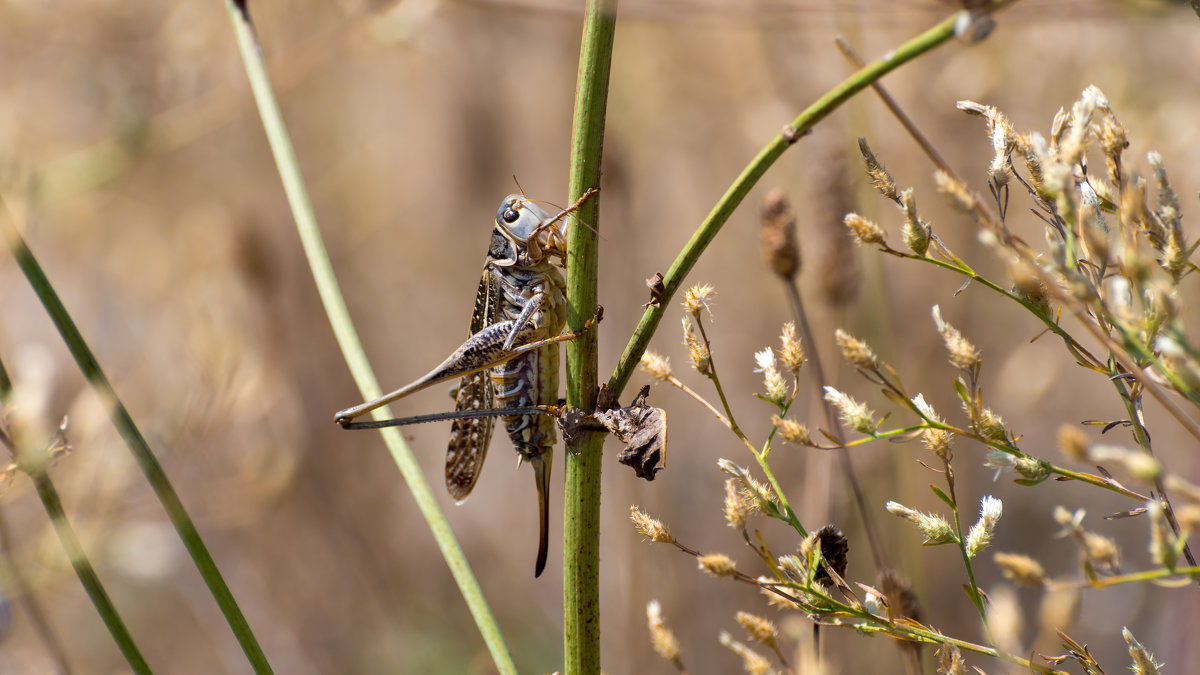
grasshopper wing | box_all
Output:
[445,269,499,503]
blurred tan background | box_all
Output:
[1,0,1198,672]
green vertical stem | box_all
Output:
[0,198,273,673]
[33,473,153,674]
[563,0,617,672]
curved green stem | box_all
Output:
[219,3,516,673]
[607,9,979,397]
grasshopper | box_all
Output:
[334,188,599,577]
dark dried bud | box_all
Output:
[760,188,800,279]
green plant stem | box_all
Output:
[1,197,273,672]
[563,0,617,671]
[606,9,972,397]
[219,3,516,674]
[32,472,152,674]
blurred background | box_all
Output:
[1,0,1198,672]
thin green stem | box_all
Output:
[1,197,272,672]
[32,473,152,674]
[219,3,516,673]
[607,9,978,397]
[562,0,617,672]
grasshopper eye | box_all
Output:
[502,207,520,224]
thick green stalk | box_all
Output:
[563,0,617,672]
[607,10,970,396]
[0,200,272,671]
[219,2,517,673]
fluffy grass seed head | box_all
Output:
[913,393,953,460]
[682,282,716,319]
[1057,424,1091,462]
[934,170,978,213]
[936,644,967,675]
[719,458,778,516]
[886,501,956,545]
[778,322,804,374]
[639,349,673,381]
[760,188,800,279]
[754,347,788,406]
[646,601,682,663]
[899,188,931,256]
[735,611,779,651]
[823,386,876,435]
[835,329,878,370]
[965,495,1003,558]
[630,505,674,544]
[682,317,712,376]
[771,415,812,447]
[932,305,981,372]
[993,552,1047,586]
[724,479,753,530]
[698,553,738,578]
[844,213,886,247]
[1147,499,1178,570]
[1123,627,1164,675]
[718,631,775,675]
[858,136,898,201]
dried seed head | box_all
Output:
[754,347,788,406]
[698,553,738,578]
[723,479,753,530]
[913,394,953,460]
[886,501,956,545]
[834,329,878,370]
[965,495,1003,558]
[682,317,711,376]
[1057,424,1090,462]
[682,283,716,318]
[812,524,849,587]
[1082,531,1121,572]
[1148,151,1181,235]
[899,188,931,256]
[823,386,876,435]
[993,552,1047,586]
[858,137,898,201]
[936,644,967,675]
[1164,475,1200,505]
[778,322,804,374]
[843,213,886,246]
[931,305,981,373]
[771,415,812,447]
[877,568,922,627]
[1123,627,1164,675]
[760,188,800,279]
[630,505,674,544]
[639,350,673,381]
[1099,112,1128,186]
[718,458,778,515]
[934,170,977,213]
[646,601,682,662]
[977,408,1008,443]
[718,631,774,675]
[735,611,779,650]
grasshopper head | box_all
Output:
[496,194,553,243]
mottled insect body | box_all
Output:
[336,191,594,578]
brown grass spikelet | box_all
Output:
[993,552,1048,586]
[682,317,712,376]
[931,305,981,372]
[1123,627,1164,675]
[723,479,752,530]
[857,137,898,201]
[718,631,774,675]
[843,213,886,246]
[1057,424,1090,462]
[812,525,849,587]
[899,188,931,256]
[913,394,953,460]
[934,170,977,213]
[834,328,878,370]
[639,349,673,381]
[682,283,716,318]
[771,415,812,447]
[759,188,799,279]
[646,600,683,664]
[734,611,779,651]
[935,644,966,675]
[778,322,804,374]
[876,568,921,623]
[1082,531,1121,572]
[698,553,738,578]
[630,505,674,544]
